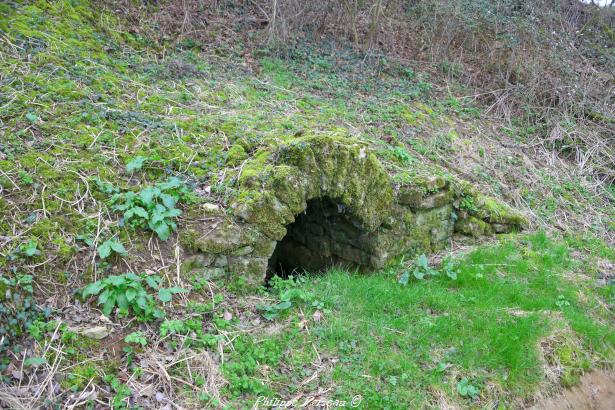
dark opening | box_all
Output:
[267,197,371,279]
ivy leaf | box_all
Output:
[126,156,148,172]
[25,112,39,123]
[24,357,46,366]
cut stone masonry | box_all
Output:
[180,135,526,284]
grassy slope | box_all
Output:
[252,233,614,408]
[0,1,613,408]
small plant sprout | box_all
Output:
[97,238,128,259]
[20,239,41,257]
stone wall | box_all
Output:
[179,135,526,285]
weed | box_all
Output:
[19,239,41,258]
[125,156,149,172]
[97,238,127,259]
[81,273,186,320]
[110,177,191,240]
[0,274,50,355]
[259,275,314,320]
[159,318,220,349]
[456,378,480,399]
[103,374,132,409]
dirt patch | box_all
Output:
[531,371,615,410]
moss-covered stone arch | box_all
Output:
[180,133,527,285]
[231,134,394,241]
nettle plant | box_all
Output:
[82,273,186,321]
[110,177,190,240]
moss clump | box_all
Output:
[452,180,527,230]
[225,144,248,166]
[455,216,494,237]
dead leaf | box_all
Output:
[223,310,233,321]
[313,310,323,322]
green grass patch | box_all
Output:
[228,233,614,407]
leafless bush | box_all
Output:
[110,0,614,186]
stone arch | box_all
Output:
[180,134,526,286]
[231,135,394,241]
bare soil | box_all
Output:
[532,371,615,410]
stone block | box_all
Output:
[454,216,494,237]
[213,255,228,268]
[416,190,453,209]
[228,256,268,281]
[231,245,254,256]
[181,254,213,275]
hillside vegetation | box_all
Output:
[0,0,613,408]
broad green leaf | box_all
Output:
[107,275,126,286]
[139,187,158,206]
[83,282,104,298]
[109,240,127,256]
[132,206,148,219]
[98,289,110,304]
[136,296,148,309]
[398,271,410,285]
[160,193,178,208]
[126,156,148,172]
[25,112,38,123]
[24,357,46,366]
[116,293,129,310]
[150,204,167,225]
[413,269,425,280]
[125,288,137,301]
[145,275,161,289]
[276,300,292,310]
[165,208,182,218]
[168,287,187,294]
[158,288,172,303]
[103,295,116,316]
[417,254,429,269]
[158,177,181,190]
[153,223,171,240]
[97,241,112,259]
[125,272,141,282]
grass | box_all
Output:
[225,233,614,408]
